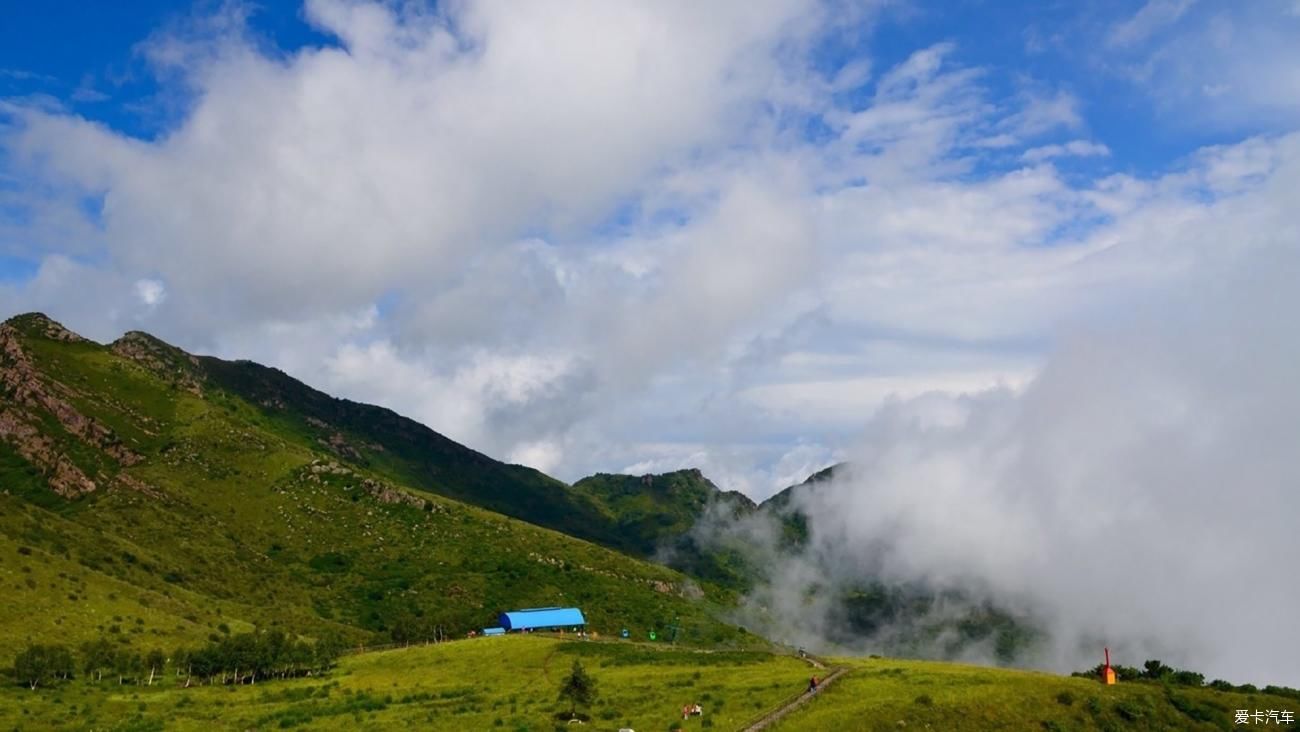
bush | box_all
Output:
[1055,691,1074,706]
[914,694,934,706]
[1114,701,1143,721]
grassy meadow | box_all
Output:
[772,655,1300,731]
[0,636,813,731]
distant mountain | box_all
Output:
[759,461,847,548]
[0,313,751,658]
[574,469,758,588]
[573,468,755,554]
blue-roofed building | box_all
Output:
[482,627,505,636]
[498,607,586,631]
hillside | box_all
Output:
[573,469,760,588]
[111,328,630,553]
[2,635,1293,730]
[574,468,755,555]
[773,655,1300,731]
[757,462,845,549]
[0,313,750,659]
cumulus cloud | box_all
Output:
[722,133,1300,685]
[1021,139,1111,163]
[0,0,1297,520]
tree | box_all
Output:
[172,646,191,681]
[80,638,116,682]
[312,632,345,674]
[557,659,597,719]
[48,645,74,682]
[115,650,142,685]
[13,644,73,690]
[145,648,166,686]
[1142,659,1172,680]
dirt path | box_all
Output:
[738,666,847,732]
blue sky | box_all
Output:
[2,1,1263,175]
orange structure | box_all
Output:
[1102,647,1117,685]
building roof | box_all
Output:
[498,607,586,630]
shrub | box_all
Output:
[1055,691,1074,706]
[914,694,934,706]
[1114,701,1142,721]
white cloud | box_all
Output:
[1107,0,1195,48]
[775,232,1300,685]
[133,278,166,307]
[1100,2,1300,130]
[1021,139,1111,163]
[740,370,1034,428]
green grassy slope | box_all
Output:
[0,314,749,661]
[191,350,632,551]
[5,636,1292,731]
[0,636,814,731]
[573,469,761,591]
[573,469,756,551]
[773,656,1300,731]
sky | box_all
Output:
[1,0,1298,498]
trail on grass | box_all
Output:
[738,666,847,732]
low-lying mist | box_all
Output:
[696,245,1300,687]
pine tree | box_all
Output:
[557,659,597,719]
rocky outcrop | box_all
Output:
[303,459,437,511]
[6,312,86,343]
[319,431,364,461]
[0,409,96,497]
[0,322,144,498]
[110,331,204,395]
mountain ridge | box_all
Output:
[0,312,755,659]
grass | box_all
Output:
[770,656,1300,731]
[0,636,813,731]
[0,317,751,661]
